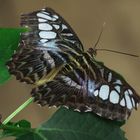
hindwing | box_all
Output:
[31,55,140,121]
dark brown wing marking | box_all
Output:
[7,7,84,84]
[31,56,140,121]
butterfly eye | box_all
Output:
[87,48,97,56]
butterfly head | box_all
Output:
[87,47,97,57]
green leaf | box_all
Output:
[0,120,32,138]
[0,64,10,85]
[0,108,127,140]
[37,108,126,140]
[0,28,27,84]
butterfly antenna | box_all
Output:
[97,48,139,57]
[91,22,139,58]
[93,22,106,50]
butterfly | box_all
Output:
[7,7,140,121]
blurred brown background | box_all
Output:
[0,0,140,140]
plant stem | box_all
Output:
[3,97,34,125]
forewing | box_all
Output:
[21,7,84,53]
[7,8,84,84]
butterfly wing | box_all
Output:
[89,62,140,120]
[7,7,84,84]
[31,59,140,121]
[7,7,139,121]
[20,7,84,53]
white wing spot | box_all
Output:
[42,8,46,11]
[61,76,77,87]
[39,31,57,39]
[43,51,55,68]
[38,18,47,22]
[114,79,122,85]
[60,75,67,80]
[85,106,92,112]
[53,24,60,29]
[52,105,57,108]
[88,79,95,96]
[41,11,50,15]
[65,38,76,44]
[42,51,51,59]
[114,85,121,93]
[120,98,125,107]
[76,85,82,90]
[37,13,52,20]
[40,40,58,49]
[99,85,109,100]
[96,113,102,117]
[40,39,48,43]
[131,98,135,108]
[38,23,52,30]
[70,81,77,87]
[128,89,133,95]
[53,15,59,19]
[63,105,69,109]
[124,91,133,110]
[74,109,80,112]
[93,90,99,96]
[109,90,120,104]
[108,72,112,82]
[62,24,67,29]
[100,69,104,77]
[62,33,73,36]
[62,76,71,83]
[48,59,55,68]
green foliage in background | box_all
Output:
[0,28,26,84]
[0,28,127,140]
